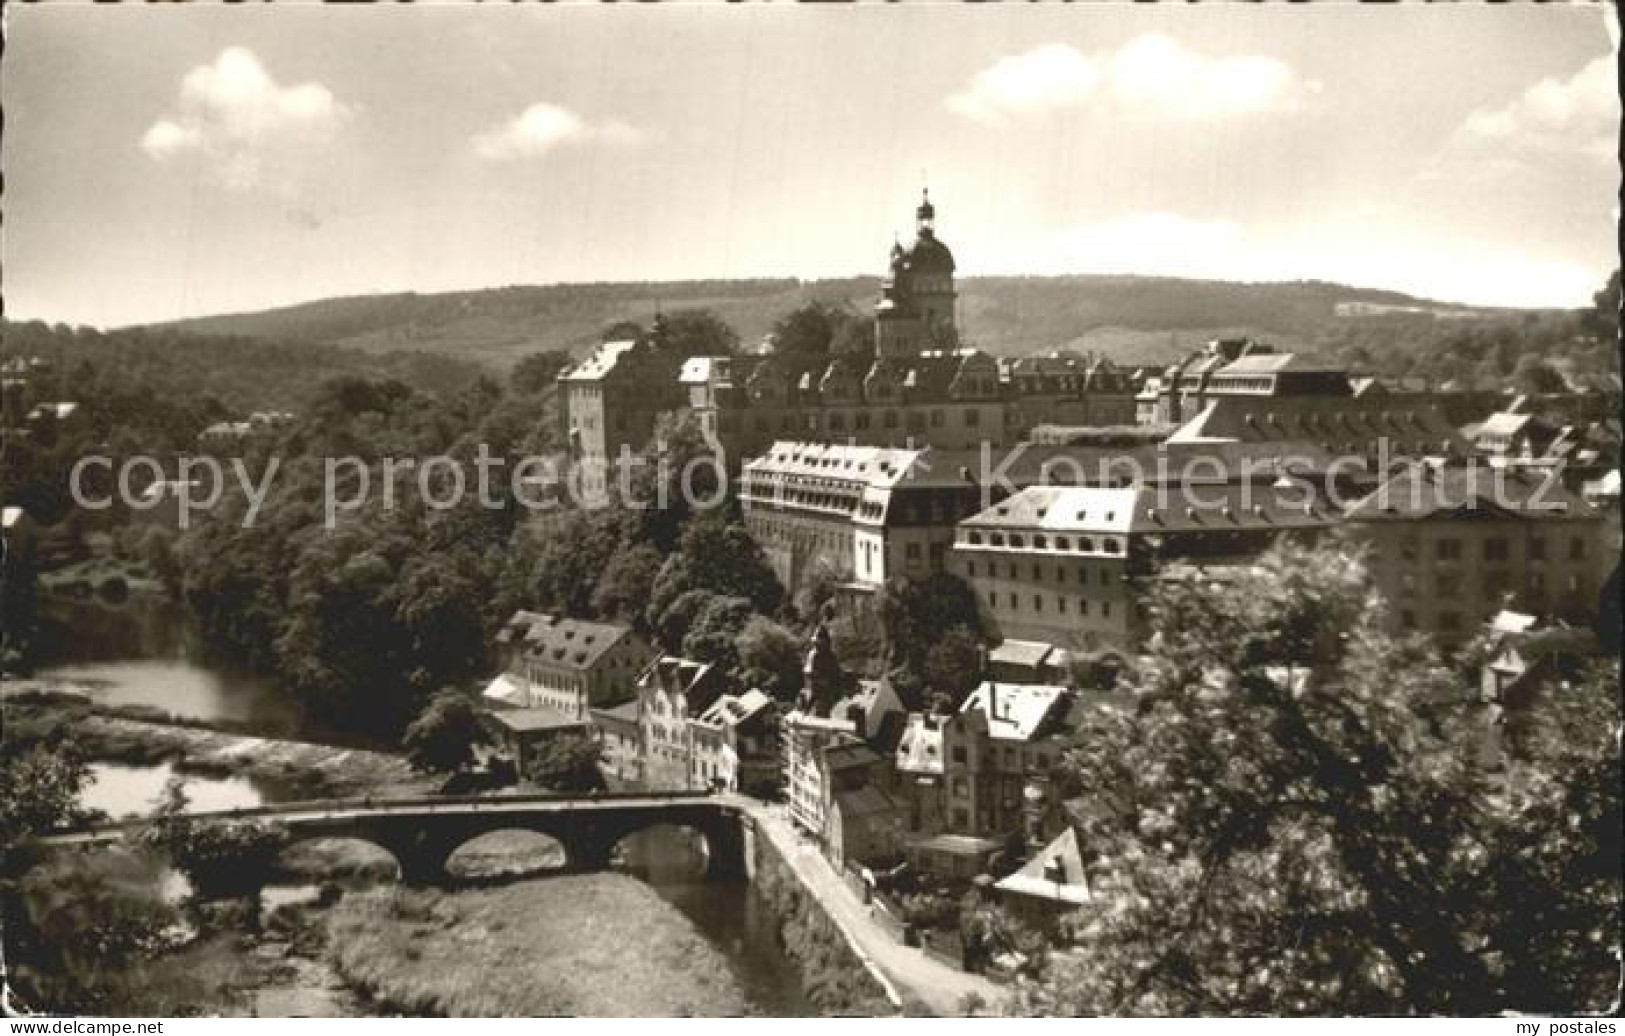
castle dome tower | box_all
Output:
[874,189,958,359]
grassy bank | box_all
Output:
[1,686,430,801]
[325,876,751,1016]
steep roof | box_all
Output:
[1167,396,1464,452]
[895,713,946,776]
[560,340,640,382]
[503,611,641,670]
[959,482,1337,536]
[1217,352,1344,375]
[693,689,774,729]
[994,827,1091,906]
[488,707,590,734]
[959,682,1070,742]
[1344,464,1598,523]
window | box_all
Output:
[1569,536,1587,561]
[1437,574,1461,597]
[1528,536,1547,562]
[1055,537,1070,550]
[931,409,944,428]
[856,412,871,430]
[967,562,977,578]
[1009,564,1018,578]
[906,542,921,560]
[1058,597,1067,614]
[1400,609,1417,630]
[1102,602,1112,618]
[1080,599,1089,616]
[1032,564,1042,580]
[987,590,997,606]
[951,746,967,764]
[883,410,899,429]
[1484,537,1509,562]
[1009,593,1019,610]
[1033,595,1043,612]
[1436,539,1462,561]
[1439,612,1462,633]
[965,409,980,427]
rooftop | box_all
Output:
[498,611,640,670]
[487,706,590,734]
[959,682,1071,742]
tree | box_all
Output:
[770,302,844,369]
[921,623,985,710]
[528,734,604,792]
[681,594,753,670]
[511,350,572,394]
[1580,269,1620,341]
[0,742,92,847]
[591,544,665,625]
[1012,544,1621,1016]
[736,616,805,702]
[879,573,987,675]
[655,309,739,359]
[139,779,289,900]
[646,516,784,636]
[403,689,487,774]
[1512,354,1568,395]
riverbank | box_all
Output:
[325,875,752,1016]
[2,683,430,800]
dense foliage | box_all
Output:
[403,689,488,774]
[1015,543,1621,1015]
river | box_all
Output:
[43,595,812,1016]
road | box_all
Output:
[742,800,1006,1017]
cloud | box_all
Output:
[471,102,643,161]
[140,47,353,191]
[1448,55,1617,162]
[947,35,1312,127]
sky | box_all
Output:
[4,4,1619,328]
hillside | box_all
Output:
[149,275,1533,371]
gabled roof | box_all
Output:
[1217,352,1344,375]
[1166,396,1463,452]
[1344,464,1597,523]
[994,827,1091,906]
[895,713,945,776]
[560,340,640,382]
[958,482,1336,536]
[489,707,591,734]
[693,688,774,729]
[503,611,642,670]
[831,785,904,822]
[959,683,1070,742]
[481,673,530,707]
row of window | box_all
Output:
[963,560,1118,586]
[962,530,1125,555]
[1396,571,1585,597]
[1394,534,1589,563]
[987,590,1115,619]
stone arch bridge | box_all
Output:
[40,791,752,885]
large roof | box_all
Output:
[500,611,640,670]
[488,706,590,734]
[959,682,1070,742]
[693,688,774,729]
[1344,463,1598,523]
[902,232,955,275]
[994,827,1092,906]
[1167,395,1464,452]
[1217,352,1345,375]
[959,482,1337,535]
[560,340,640,382]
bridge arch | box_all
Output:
[274,835,403,884]
[444,828,569,882]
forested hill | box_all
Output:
[147,274,1540,370]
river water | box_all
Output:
[42,595,812,1016]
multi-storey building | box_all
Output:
[1343,464,1606,646]
[589,700,642,785]
[491,611,655,719]
[939,682,1074,840]
[636,655,729,791]
[682,194,1140,462]
[688,689,779,795]
[948,479,1338,652]
[740,440,1002,597]
[559,319,686,498]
